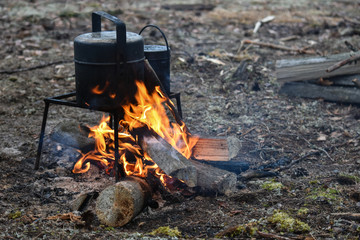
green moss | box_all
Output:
[8,210,22,219]
[261,180,284,191]
[339,173,360,183]
[268,211,310,233]
[297,208,309,216]
[149,226,181,238]
[306,187,340,203]
[309,180,320,185]
[216,222,258,238]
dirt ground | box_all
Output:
[1,0,360,239]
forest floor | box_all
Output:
[0,0,360,239]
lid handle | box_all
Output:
[139,24,170,56]
[92,11,126,63]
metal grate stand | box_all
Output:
[34,91,182,181]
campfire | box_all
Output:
[73,79,199,190]
[35,11,246,228]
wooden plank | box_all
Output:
[279,82,360,104]
[276,52,360,82]
[192,138,229,161]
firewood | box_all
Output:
[279,82,360,104]
[192,136,242,161]
[140,136,197,187]
[95,176,152,227]
[276,51,360,82]
[308,74,360,87]
[141,136,237,195]
[189,159,237,196]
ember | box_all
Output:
[73,80,199,188]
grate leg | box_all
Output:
[34,101,50,170]
[114,112,125,181]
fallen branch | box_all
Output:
[0,60,72,74]
[242,39,315,54]
[279,82,360,105]
[326,52,360,72]
[278,151,320,172]
[331,212,360,222]
[276,52,360,82]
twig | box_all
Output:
[0,60,72,74]
[343,17,360,25]
[278,151,320,172]
[301,137,334,162]
[241,39,315,54]
[331,212,360,221]
[326,52,360,73]
[345,41,358,52]
[257,231,295,240]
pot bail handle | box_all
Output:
[139,24,170,57]
[92,11,126,64]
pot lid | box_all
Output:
[74,31,144,64]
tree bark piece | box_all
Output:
[96,176,152,227]
[279,82,360,104]
[276,51,360,82]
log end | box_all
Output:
[95,177,151,227]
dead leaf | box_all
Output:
[317,77,333,86]
[330,131,342,138]
[343,130,352,138]
[329,116,342,121]
[317,133,327,141]
[46,212,85,225]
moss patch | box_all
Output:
[261,180,284,191]
[149,226,181,238]
[215,222,259,238]
[268,210,310,233]
[8,210,22,219]
[306,186,340,204]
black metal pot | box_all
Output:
[74,11,144,111]
[139,25,171,95]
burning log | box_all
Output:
[141,136,237,195]
[141,136,197,187]
[95,176,152,227]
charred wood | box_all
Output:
[50,121,94,152]
[195,160,249,174]
[279,82,360,105]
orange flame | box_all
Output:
[92,81,110,94]
[122,81,198,159]
[73,80,198,188]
